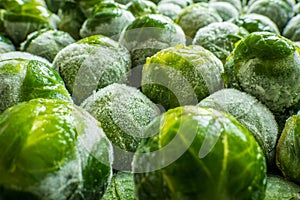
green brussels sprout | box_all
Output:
[192,21,248,64]
[142,44,224,110]
[133,106,267,199]
[81,83,160,170]
[126,0,159,17]
[175,2,222,39]
[223,32,300,115]
[53,34,131,105]
[198,88,279,169]
[158,0,193,8]
[264,175,300,200]
[157,3,182,21]
[21,28,75,62]
[247,0,294,31]
[119,14,185,67]
[210,0,242,12]
[2,4,60,45]
[283,14,300,41]
[209,2,239,21]
[102,172,134,200]
[0,35,15,53]
[45,0,62,13]
[0,58,72,113]
[57,1,86,40]
[232,13,280,34]
[79,1,135,39]
[0,51,51,66]
[276,114,300,184]
[0,98,113,200]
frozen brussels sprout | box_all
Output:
[21,28,75,62]
[79,1,135,38]
[53,35,131,105]
[119,14,185,67]
[283,14,300,41]
[223,32,300,115]
[81,83,160,170]
[0,98,113,200]
[142,44,224,110]
[276,114,300,184]
[2,4,60,45]
[157,3,182,20]
[198,88,278,169]
[210,0,242,12]
[247,0,294,31]
[101,172,134,200]
[57,1,85,40]
[126,0,159,17]
[232,13,280,34]
[133,106,267,199]
[209,2,239,21]
[175,2,222,38]
[0,58,71,113]
[0,35,15,53]
[265,175,300,200]
[0,51,51,66]
[193,22,248,64]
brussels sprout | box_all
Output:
[142,44,224,110]
[126,0,159,17]
[158,0,193,8]
[283,14,300,41]
[223,32,300,115]
[2,4,60,45]
[276,114,300,184]
[53,34,131,105]
[21,28,75,62]
[247,0,294,31]
[175,2,222,39]
[119,14,185,68]
[57,1,85,40]
[79,1,135,39]
[0,58,72,113]
[81,83,160,170]
[265,175,300,200]
[0,35,15,53]
[209,2,239,21]
[232,13,280,34]
[198,88,278,169]
[0,51,51,66]
[210,0,242,12]
[193,21,248,64]
[157,3,182,21]
[102,172,134,200]
[133,106,267,199]
[0,98,113,200]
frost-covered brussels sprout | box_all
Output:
[0,98,113,200]
[0,35,15,53]
[119,14,185,67]
[276,114,300,184]
[283,14,300,41]
[81,83,160,170]
[53,35,131,105]
[142,44,224,110]
[193,22,248,64]
[133,106,267,199]
[157,3,182,20]
[210,0,242,12]
[21,28,75,62]
[198,88,278,169]
[0,58,71,113]
[232,13,280,34]
[2,4,60,45]
[102,172,134,200]
[79,1,135,38]
[223,32,300,115]
[265,175,300,200]
[57,1,85,40]
[126,0,159,17]
[209,2,239,21]
[175,2,222,38]
[247,0,294,31]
